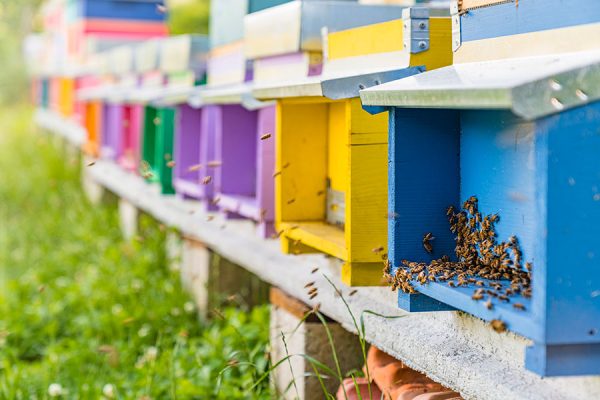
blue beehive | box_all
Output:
[360,0,600,377]
[68,0,166,21]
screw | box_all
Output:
[418,41,427,50]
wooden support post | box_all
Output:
[269,287,364,399]
[118,198,139,240]
[179,238,270,317]
[180,236,210,316]
[81,156,116,206]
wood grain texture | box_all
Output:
[347,142,388,263]
[276,100,328,223]
[327,19,404,60]
[328,101,349,193]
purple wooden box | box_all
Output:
[101,103,124,160]
[214,104,276,238]
[173,100,276,237]
[173,104,218,210]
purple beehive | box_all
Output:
[211,103,275,238]
[101,103,124,160]
[173,104,219,210]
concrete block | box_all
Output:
[270,287,364,399]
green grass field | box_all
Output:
[0,107,271,399]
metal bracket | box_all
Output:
[451,1,461,52]
[403,7,430,54]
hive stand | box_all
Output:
[253,6,453,286]
[269,287,363,399]
[360,0,600,376]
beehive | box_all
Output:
[142,35,209,195]
[253,6,452,286]
[360,0,600,376]
[100,45,135,160]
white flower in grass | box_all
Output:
[132,279,143,291]
[170,307,181,317]
[184,301,195,314]
[111,304,123,315]
[48,383,64,397]
[138,324,151,338]
[102,383,115,399]
[146,346,159,361]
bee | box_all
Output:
[307,287,318,295]
[304,282,315,288]
[207,160,222,168]
[372,246,384,254]
[448,281,456,287]
[472,291,484,301]
[513,303,526,311]
[316,190,325,196]
[156,3,167,13]
[309,292,318,300]
[211,197,220,205]
[423,233,435,254]
[202,176,212,185]
[311,267,319,274]
[260,133,272,140]
[87,161,96,167]
[485,299,493,310]
[272,170,282,178]
[446,205,455,217]
[312,303,321,313]
[490,319,507,333]
[349,289,358,297]
[282,162,291,169]
[206,215,214,221]
[287,198,296,205]
[166,160,175,168]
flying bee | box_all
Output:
[311,267,319,274]
[349,289,358,296]
[202,176,212,185]
[207,160,222,168]
[260,133,272,140]
[513,303,526,311]
[166,160,175,168]
[304,282,315,288]
[372,246,384,254]
[317,190,325,196]
[188,164,202,172]
[485,299,493,310]
[423,233,435,254]
[272,170,282,178]
[309,292,318,300]
[287,198,296,205]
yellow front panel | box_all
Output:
[276,100,328,224]
[327,19,404,60]
[346,142,388,262]
[327,101,349,192]
[349,98,388,138]
[59,78,75,116]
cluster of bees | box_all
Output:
[384,196,532,316]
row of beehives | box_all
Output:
[31,0,600,378]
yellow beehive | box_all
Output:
[256,12,452,286]
[58,77,75,117]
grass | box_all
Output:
[0,106,271,399]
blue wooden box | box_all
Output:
[360,0,600,376]
[68,0,166,21]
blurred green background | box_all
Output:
[0,0,210,105]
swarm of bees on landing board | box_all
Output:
[384,196,532,315]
